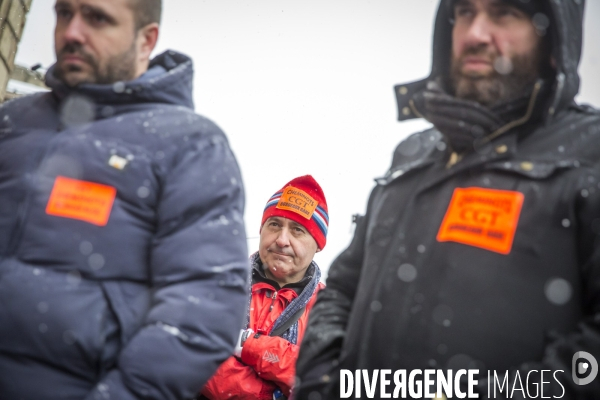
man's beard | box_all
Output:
[55,41,138,86]
[449,47,541,107]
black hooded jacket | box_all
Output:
[296,1,600,399]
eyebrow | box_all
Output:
[81,3,118,23]
[54,1,117,23]
[454,0,473,7]
[54,1,71,10]
[290,221,305,230]
[266,216,283,225]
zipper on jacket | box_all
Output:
[269,291,277,312]
[257,290,278,335]
[480,80,542,145]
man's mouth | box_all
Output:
[270,250,292,258]
[461,57,493,72]
[60,54,86,64]
[58,44,94,67]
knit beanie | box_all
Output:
[501,0,549,17]
[261,175,329,250]
[447,0,549,18]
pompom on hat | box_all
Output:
[261,175,329,250]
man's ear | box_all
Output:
[137,22,160,62]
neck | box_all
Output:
[133,59,150,80]
[263,267,302,287]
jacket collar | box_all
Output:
[251,252,317,294]
[45,50,195,110]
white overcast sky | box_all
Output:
[16,1,600,277]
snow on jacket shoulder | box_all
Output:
[203,259,324,400]
[0,51,249,400]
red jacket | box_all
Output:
[202,261,324,400]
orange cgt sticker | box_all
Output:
[276,185,318,220]
[437,187,524,255]
[46,176,116,226]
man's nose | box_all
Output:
[464,13,494,46]
[62,14,87,45]
[275,229,291,247]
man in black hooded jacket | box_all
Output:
[296,0,600,399]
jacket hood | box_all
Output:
[46,50,195,110]
[395,0,586,122]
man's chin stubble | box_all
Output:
[455,76,502,107]
[451,53,542,107]
[55,64,91,87]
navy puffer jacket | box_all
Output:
[0,50,249,400]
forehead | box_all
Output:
[55,0,133,14]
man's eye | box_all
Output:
[455,7,474,18]
[81,7,112,26]
[493,6,522,19]
[89,12,109,25]
[92,13,108,23]
[56,8,73,20]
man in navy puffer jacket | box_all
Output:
[0,1,249,399]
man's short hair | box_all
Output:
[128,0,162,30]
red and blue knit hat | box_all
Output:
[261,175,329,250]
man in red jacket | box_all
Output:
[202,175,328,400]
